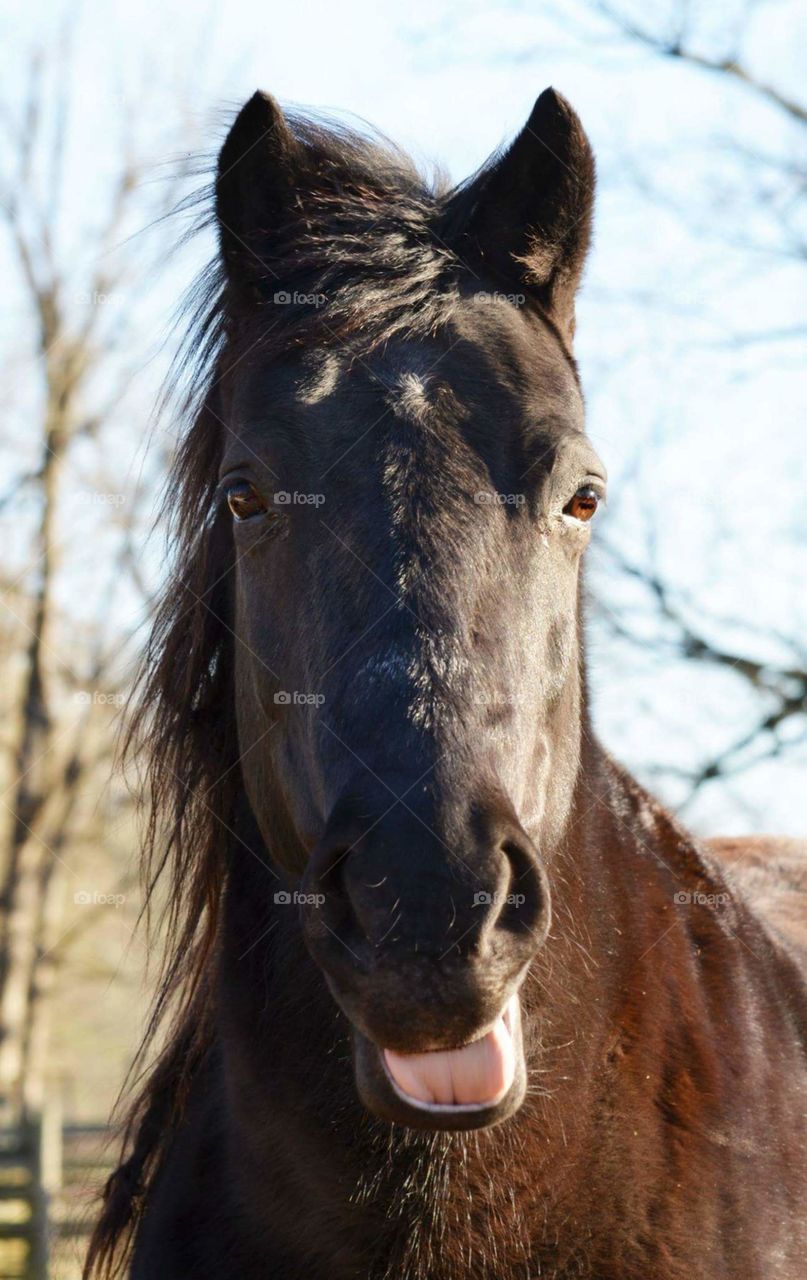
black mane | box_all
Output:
[178,110,498,398]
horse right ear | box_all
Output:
[444,89,595,346]
[215,92,303,289]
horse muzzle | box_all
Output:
[298,792,549,1130]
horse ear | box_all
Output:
[451,88,595,344]
[215,92,304,287]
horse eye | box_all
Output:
[564,486,600,522]
[226,481,267,522]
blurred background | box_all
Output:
[0,0,804,1273]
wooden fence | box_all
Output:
[0,1103,111,1280]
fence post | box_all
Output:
[30,1092,62,1280]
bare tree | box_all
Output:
[0,38,194,1119]
[576,0,806,815]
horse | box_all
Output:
[85,89,807,1280]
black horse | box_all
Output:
[86,90,807,1280]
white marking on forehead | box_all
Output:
[357,650,413,685]
[355,641,471,730]
[390,371,433,422]
[296,353,343,405]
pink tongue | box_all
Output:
[383,1011,516,1107]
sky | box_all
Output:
[1,0,805,834]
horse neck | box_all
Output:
[518,733,751,1082]
[552,737,731,981]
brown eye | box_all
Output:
[564,486,600,522]
[226,481,267,522]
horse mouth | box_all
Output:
[353,993,526,1130]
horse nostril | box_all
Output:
[301,843,355,937]
[496,833,551,942]
[301,806,551,978]
[303,826,413,962]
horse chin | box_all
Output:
[352,993,527,1131]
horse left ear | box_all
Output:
[215,92,305,293]
[448,88,595,344]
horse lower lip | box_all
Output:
[381,994,520,1110]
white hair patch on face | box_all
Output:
[390,371,433,423]
[354,641,470,730]
[297,353,343,405]
[357,649,413,687]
